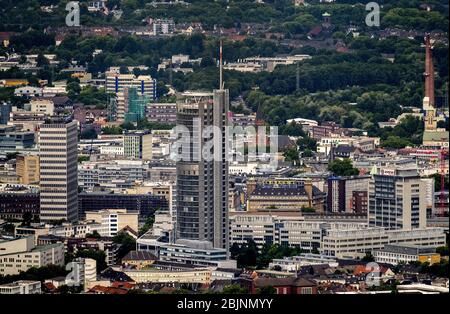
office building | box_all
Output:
[146,102,177,124]
[0,184,40,220]
[136,238,236,268]
[327,176,369,213]
[0,102,11,124]
[247,178,326,212]
[269,254,339,272]
[78,160,148,191]
[320,227,446,259]
[105,72,156,98]
[0,281,41,294]
[124,88,151,123]
[352,190,368,214]
[85,209,139,237]
[16,154,40,184]
[158,239,236,268]
[373,244,441,266]
[29,99,54,115]
[78,191,168,218]
[39,118,78,223]
[176,90,229,250]
[123,130,153,160]
[0,236,64,275]
[368,167,427,230]
[229,212,366,252]
[0,125,35,153]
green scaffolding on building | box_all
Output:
[125,87,151,123]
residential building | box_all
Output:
[152,18,175,35]
[39,117,78,223]
[176,90,229,250]
[373,244,441,265]
[253,277,318,294]
[0,236,64,275]
[123,130,153,160]
[368,167,427,230]
[16,154,40,184]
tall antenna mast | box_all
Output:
[219,39,223,90]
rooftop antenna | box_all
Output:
[219,39,224,90]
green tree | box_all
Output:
[75,249,108,272]
[256,286,277,295]
[328,158,359,176]
[113,232,136,259]
[222,284,249,294]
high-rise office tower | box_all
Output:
[368,166,426,230]
[39,117,78,223]
[175,42,229,250]
[176,89,229,250]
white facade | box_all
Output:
[100,144,124,156]
[229,212,366,251]
[321,227,446,259]
[0,237,65,275]
[0,281,41,294]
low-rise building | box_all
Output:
[321,227,446,259]
[0,280,41,294]
[373,244,441,265]
[269,254,339,271]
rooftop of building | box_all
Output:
[251,184,323,197]
[122,250,157,262]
